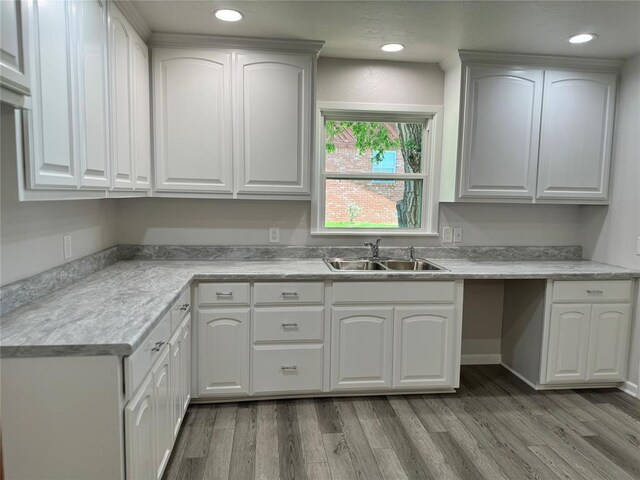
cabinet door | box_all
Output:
[537,71,616,201]
[27,0,78,188]
[545,304,591,383]
[153,48,233,193]
[331,307,393,390]
[0,0,30,93]
[125,375,156,480]
[234,53,312,196]
[586,304,631,382]
[76,0,110,189]
[459,66,543,199]
[132,32,151,190]
[181,315,192,413]
[198,309,249,396]
[393,306,455,388]
[169,326,183,439]
[109,6,134,189]
[152,346,172,480]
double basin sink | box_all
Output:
[325,258,446,272]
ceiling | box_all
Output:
[132,1,640,63]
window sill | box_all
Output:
[310,229,440,237]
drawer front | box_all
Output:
[253,307,324,343]
[332,281,456,304]
[199,283,250,306]
[552,280,633,303]
[171,288,191,332]
[125,311,172,397]
[254,282,324,305]
[252,345,323,394]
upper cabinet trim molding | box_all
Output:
[149,33,325,55]
[112,0,151,41]
[441,50,623,73]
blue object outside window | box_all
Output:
[372,151,397,184]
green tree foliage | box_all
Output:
[325,121,398,163]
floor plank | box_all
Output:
[164,366,640,480]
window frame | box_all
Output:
[311,102,443,236]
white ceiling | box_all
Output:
[132,1,640,63]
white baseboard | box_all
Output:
[461,354,502,365]
[619,380,638,398]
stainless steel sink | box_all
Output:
[325,258,446,272]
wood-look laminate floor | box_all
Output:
[163,365,640,480]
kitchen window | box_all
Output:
[312,102,442,236]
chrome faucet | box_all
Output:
[409,246,416,261]
[364,238,382,260]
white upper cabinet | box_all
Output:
[234,52,312,196]
[0,0,30,94]
[537,71,617,201]
[441,51,621,204]
[76,0,110,189]
[109,6,134,190]
[27,0,77,188]
[459,66,542,199]
[153,48,233,193]
[132,33,151,190]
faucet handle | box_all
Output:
[409,246,415,261]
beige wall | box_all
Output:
[581,55,640,391]
[0,106,118,286]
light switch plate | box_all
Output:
[442,227,453,243]
[63,234,72,260]
[453,227,463,243]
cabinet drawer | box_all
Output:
[199,283,250,306]
[253,307,324,343]
[125,311,172,398]
[552,280,633,303]
[332,281,456,304]
[254,282,324,305]
[252,345,323,394]
[171,287,191,332]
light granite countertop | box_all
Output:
[1,258,638,358]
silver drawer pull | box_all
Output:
[280,365,297,371]
[586,289,604,295]
[216,291,233,297]
[281,322,299,328]
[151,341,165,352]
[281,291,299,297]
[179,303,190,311]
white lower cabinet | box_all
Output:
[545,304,591,383]
[252,345,323,394]
[124,375,156,480]
[586,304,631,382]
[331,307,393,390]
[198,309,249,396]
[151,346,172,480]
[393,306,455,388]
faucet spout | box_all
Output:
[364,238,382,260]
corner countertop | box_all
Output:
[1,258,638,358]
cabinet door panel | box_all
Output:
[1,0,30,93]
[169,327,182,439]
[125,376,156,480]
[537,71,616,201]
[235,53,311,195]
[132,33,151,190]
[152,347,172,480]
[109,8,133,189]
[181,316,192,413]
[393,306,454,388]
[153,49,232,193]
[198,309,249,396]
[460,66,543,199]
[77,0,110,188]
[545,304,590,383]
[331,307,393,390]
[28,0,78,188]
[586,304,631,382]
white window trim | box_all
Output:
[311,102,443,236]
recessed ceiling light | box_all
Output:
[568,33,597,44]
[214,9,243,22]
[381,43,405,52]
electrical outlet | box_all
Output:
[269,227,280,243]
[453,227,463,243]
[63,234,72,260]
[442,227,453,244]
